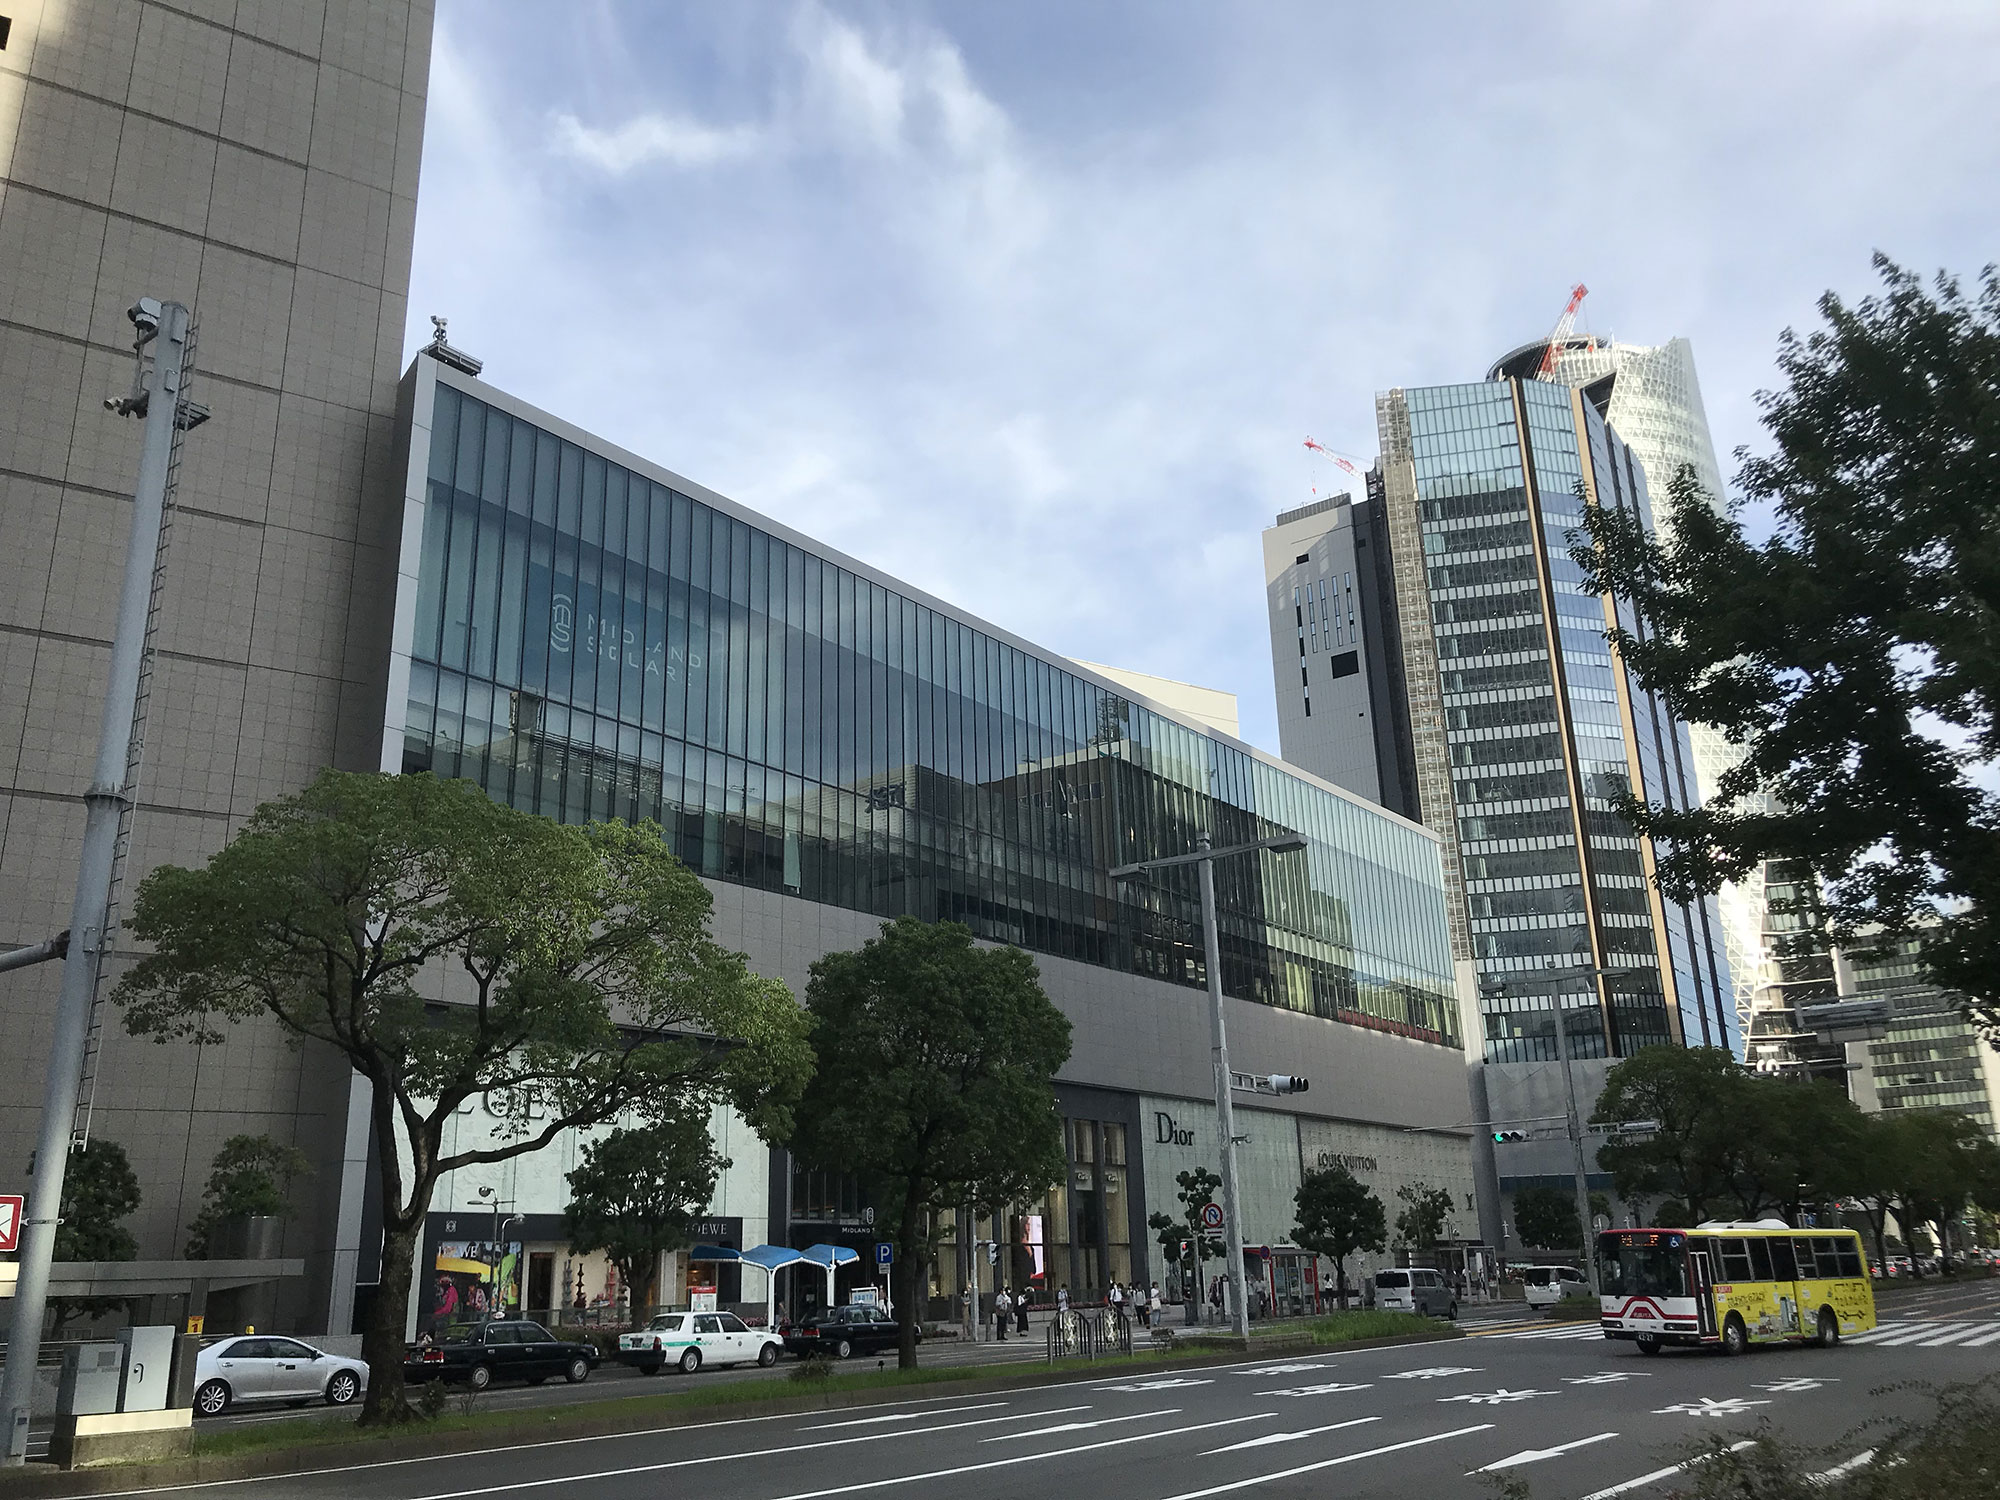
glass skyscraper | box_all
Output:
[1372,375,1738,1062]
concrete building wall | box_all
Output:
[0,0,431,1329]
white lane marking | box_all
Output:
[1845,1322,1936,1344]
[738,1411,1275,1500]
[1232,1362,1329,1375]
[1483,1325,1603,1340]
[981,1409,1177,1442]
[1149,1423,1495,1500]
[401,1406,1090,1500]
[1579,1440,1757,1500]
[1203,1416,1378,1454]
[1754,1378,1835,1393]
[1099,1377,1215,1392]
[1960,1327,2000,1346]
[1471,1431,1620,1473]
[1870,1324,1960,1347]
[800,1403,1008,1430]
[1911,1326,1986,1347]
[1564,1372,1653,1385]
[1810,1448,1876,1483]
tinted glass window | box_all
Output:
[1834,1239,1863,1278]
[523,1324,555,1341]
[1375,1271,1409,1288]
[1717,1239,1753,1281]
[1746,1239,1774,1281]
[483,1325,517,1345]
[1767,1239,1796,1280]
[717,1314,748,1333]
[696,1315,723,1335]
[268,1339,316,1359]
[1522,1269,1551,1286]
[225,1339,272,1359]
[1793,1238,1821,1278]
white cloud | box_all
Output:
[551,111,761,171]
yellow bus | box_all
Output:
[1596,1220,1877,1355]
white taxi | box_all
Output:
[614,1310,783,1374]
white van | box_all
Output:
[1370,1267,1457,1319]
[1520,1265,1588,1309]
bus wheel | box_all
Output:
[1721,1314,1748,1356]
[1634,1333,1662,1355]
[1814,1307,1839,1348]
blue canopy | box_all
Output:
[741,1244,807,1272]
[688,1244,740,1262]
[800,1243,860,1269]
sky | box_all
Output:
[405,0,2000,755]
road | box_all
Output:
[79,1288,2000,1500]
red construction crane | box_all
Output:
[1302,436,1363,480]
[1535,283,1589,380]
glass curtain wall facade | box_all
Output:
[1374,377,1736,1062]
[394,368,1460,1043]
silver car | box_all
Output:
[1371,1267,1458,1319]
[194,1336,369,1415]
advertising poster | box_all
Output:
[425,1239,522,1331]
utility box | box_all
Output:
[117,1326,175,1412]
[55,1344,123,1416]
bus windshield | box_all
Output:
[1596,1236,1688,1298]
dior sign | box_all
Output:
[1155,1111,1196,1147]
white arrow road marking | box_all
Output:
[1234,1361,1330,1375]
[801,1403,1010,1429]
[1101,1377,1215,1391]
[1564,1372,1654,1385]
[1438,1388,1559,1405]
[1754,1377,1836,1393]
[982,1409,1177,1442]
[1580,1440,1756,1500]
[1470,1431,1619,1472]
[1203,1416,1379,1454]
[1810,1448,1876,1482]
[1150,1424,1496,1500]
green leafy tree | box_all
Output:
[1393,1182,1454,1252]
[789,917,1071,1368]
[1291,1164,1386,1308]
[1512,1185,1610,1252]
[1722,1079,1865,1225]
[1148,1167,1223,1321]
[1571,257,2000,1031]
[1592,1045,1745,1221]
[563,1109,727,1317]
[49,1138,140,1330]
[185,1134,312,1259]
[114,769,812,1423]
[1882,1111,1988,1271]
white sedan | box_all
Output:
[194,1336,369,1415]
[615,1311,783,1374]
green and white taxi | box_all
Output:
[615,1310,784,1374]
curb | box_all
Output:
[0,1327,1465,1496]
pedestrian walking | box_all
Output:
[1057,1283,1070,1313]
[1108,1281,1124,1321]
[995,1287,1011,1340]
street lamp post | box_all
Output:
[1112,830,1308,1341]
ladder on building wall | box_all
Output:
[70,320,200,1149]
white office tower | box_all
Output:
[1498,336,1764,1038]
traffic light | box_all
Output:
[1267,1075,1309,1094]
[986,1242,999,1265]
[1492,1129,1528,1144]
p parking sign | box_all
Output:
[876,1241,893,1268]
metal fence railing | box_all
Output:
[1045,1309,1134,1362]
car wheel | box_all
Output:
[638,1362,662,1376]
[195,1379,231,1417]
[1635,1333,1662,1356]
[324,1370,361,1406]
[679,1347,702,1375]
[1448,1301,1459,1321]
[1721,1314,1748,1357]
[468,1363,494,1391]
[565,1357,590,1385]
[1815,1307,1840,1348]
[834,1338,853,1360]
[758,1342,779,1368]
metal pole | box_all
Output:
[1548,988,1600,1294]
[1196,836,1252,1341]
[0,935,67,974]
[1,302,190,1465]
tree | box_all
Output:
[1722,1079,1865,1225]
[563,1109,727,1316]
[49,1138,140,1331]
[1512,1185,1610,1253]
[1592,1045,1746,1220]
[1292,1165,1386,1308]
[185,1134,312,1259]
[1881,1111,1988,1271]
[1393,1182,1454,1252]
[115,769,812,1423]
[1571,257,2000,1031]
[1148,1167,1223,1321]
[788,916,1071,1368]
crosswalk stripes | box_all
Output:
[1477,1324,1606,1341]
[1843,1321,2000,1348]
